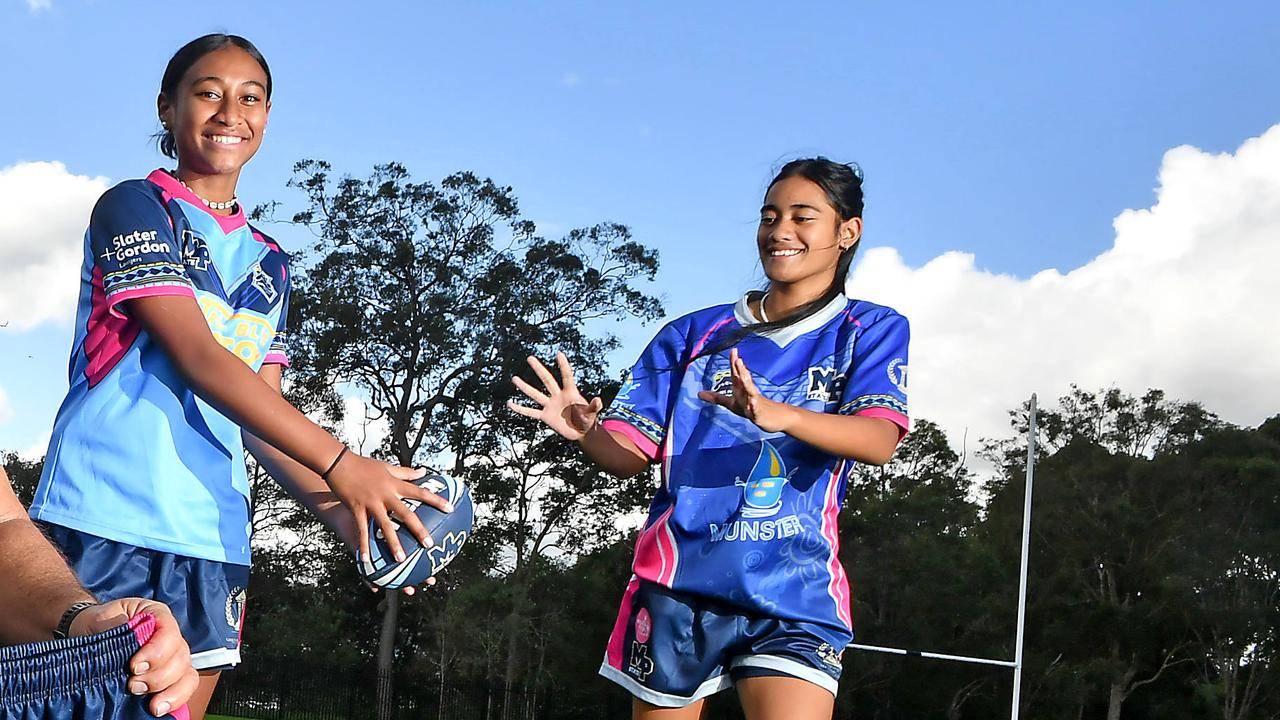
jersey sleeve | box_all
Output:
[600,322,689,462]
[264,256,292,367]
[89,183,194,319]
[839,310,910,438]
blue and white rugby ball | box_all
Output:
[358,469,473,589]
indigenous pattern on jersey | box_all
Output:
[600,293,909,648]
[31,170,290,565]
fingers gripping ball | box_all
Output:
[358,470,474,589]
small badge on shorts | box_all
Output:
[634,607,652,644]
[816,643,843,670]
[225,586,247,630]
[629,642,655,681]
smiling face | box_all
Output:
[757,175,862,296]
[158,45,270,179]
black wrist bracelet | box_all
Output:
[321,445,349,481]
[54,600,98,639]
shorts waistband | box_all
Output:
[0,613,154,706]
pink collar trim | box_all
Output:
[147,168,247,235]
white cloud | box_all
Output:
[849,124,1280,453]
[559,72,582,88]
[0,162,109,331]
[26,0,52,11]
[0,384,11,427]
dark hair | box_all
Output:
[155,34,272,159]
[691,157,865,362]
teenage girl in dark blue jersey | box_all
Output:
[512,159,909,719]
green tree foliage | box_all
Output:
[251,160,663,707]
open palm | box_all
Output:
[508,352,603,440]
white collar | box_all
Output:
[732,292,849,347]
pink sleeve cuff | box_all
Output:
[263,352,291,367]
[855,407,910,441]
[602,419,661,461]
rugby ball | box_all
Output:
[358,469,473,589]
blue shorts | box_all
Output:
[0,613,188,719]
[599,579,847,707]
[45,525,249,672]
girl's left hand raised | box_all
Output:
[697,348,795,433]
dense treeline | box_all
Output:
[4,162,1276,719]
[9,390,1275,718]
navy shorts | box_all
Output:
[45,525,249,672]
[0,613,188,719]
[599,579,847,707]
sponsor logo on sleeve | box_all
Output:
[100,230,170,267]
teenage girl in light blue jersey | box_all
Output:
[511,159,909,719]
[30,34,451,720]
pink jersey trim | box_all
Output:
[688,317,735,360]
[605,577,642,671]
[263,352,292,368]
[632,505,677,585]
[602,419,659,461]
[855,407,910,440]
[821,461,853,630]
[146,169,248,235]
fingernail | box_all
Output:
[425,535,435,548]
[133,662,150,674]
[361,552,371,564]
[130,681,147,695]
[444,502,455,513]
[394,549,406,562]
[156,701,171,715]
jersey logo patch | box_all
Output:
[711,369,733,396]
[250,263,278,302]
[887,358,908,394]
[737,441,790,519]
[182,230,211,272]
[806,366,845,403]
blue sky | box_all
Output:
[2,1,1279,455]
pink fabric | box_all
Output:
[126,612,157,646]
[146,169,247,235]
[688,317,735,361]
[83,267,142,386]
[263,352,292,368]
[855,407,910,440]
[820,460,854,630]
[601,419,659,460]
[250,229,281,251]
[631,505,677,585]
[128,612,191,720]
[605,578,642,671]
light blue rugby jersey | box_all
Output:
[30,169,291,565]
[601,293,909,642]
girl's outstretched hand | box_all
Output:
[323,454,452,568]
[508,352,603,440]
[698,348,794,433]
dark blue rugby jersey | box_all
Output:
[601,293,909,637]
